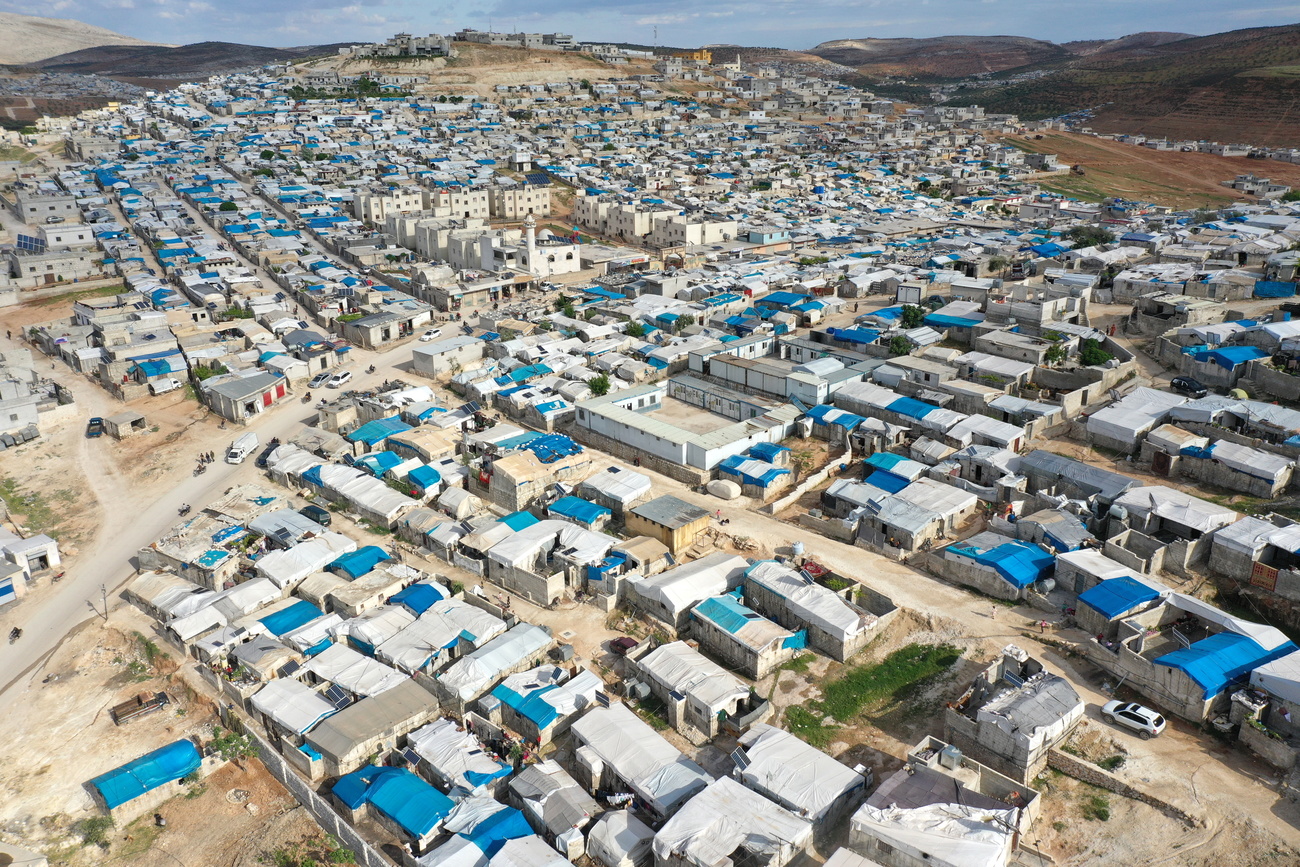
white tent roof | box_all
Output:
[1114,486,1238,534]
[209,577,281,621]
[437,623,552,701]
[586,811,655,867]
[1211,516,1300,558]
[736,723,867,819]
[1168,592,1292,652]
[1086,387,1186,446]
[256,533,358,589]
[579,467,653,506]
[408,718,511,790]
[638,642,749,715]
[570,704,712,815]
[652,777,813,866]
[249,677,337,734]
[1250,650,1300,706]
[415,835,488,867]
[488,836,569,867]
[849,802,1015,867]
[129,570,214,619]
[282,613,344,654]
[745,561,875,641]
[627,552,748,620]
[301,643,408,696]
[336,604,417,648]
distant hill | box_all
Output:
[37,41,356,81]
[0,11,166,66]
[944,24,1300,146]
[1062,31,1196,58]
[808,35,1070,79]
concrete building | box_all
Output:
[943,645,1084,783]
[742,561,895,661]
[636,640,754,738]
[626,552,749,633]
[690,593,798,679]
[735,723,868,833]
[625,495,711,553]
[304,679,440,778]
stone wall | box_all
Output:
[1046,748,1202,828]
[1241,359,1300,403]
[560,421,710,486]
[1239,721,1299,771]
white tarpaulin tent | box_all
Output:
[652,777,813,867]
[1086,387,1186,448]
[127,570,212,619]
[737,723,867,822]
[377,599,507,673]
[488,836,569,867]
[408,718,511,791]
[301,643,408,697]
[437,623,552,701]
[586,811,655,867]
[849,802,1015,867]
[745,561,875,642]
[334,605,416,648]
[627,552,748,623]
[282,613,343,654]
[256,533,358,589]
[570,704,712,816]
[638,641,748,717]
[415,835,488,867]
[250,677,338,734]
[1251,649,1300,706]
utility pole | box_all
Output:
[100,583,108,621]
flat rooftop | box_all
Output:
[645,396,736,435]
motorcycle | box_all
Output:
[51,571,65,583]
[194,464,207,477]
[367,365,376,374]
[178,504,192,517]
[302,391,312,404]
[8,627,20,644]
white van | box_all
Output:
[149,378,182,396]
[226,432,259,464]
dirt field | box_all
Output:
[998,131,1300,208]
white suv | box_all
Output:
[1102,700,1166,739]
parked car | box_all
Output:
[308,371,333,388]
[419,328,444,342]
[1170,376,1208,399]
[255,443,278,469]
[1102,700,1166,739]
[327,370,352,388]
[609,636,639,657]
[45,216,64,224]
[299,504,332,527]
[86,417,105,438]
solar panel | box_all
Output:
[402,748,421,766]
[731,747,751,771]
[524,172,550,186]
[277,660,301,678]
[461,401,481,414]
[595,691,610,707]
[324,684,348,704]
[15,234,47,253]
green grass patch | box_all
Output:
[783,706,838,748]
[1081,793,1111,821]
[1097,755,1126,772]
[0,144,38,163]
[815,643,961,723]
[34,283,127,307]
[0,477,58,534]
[779,653,815,675]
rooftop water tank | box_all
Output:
[939,744,963,770]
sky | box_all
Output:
[8,0,1299,51]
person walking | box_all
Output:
[1039,619,1048,634]
[989,604,997,620]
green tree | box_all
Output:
[1063,225,1114,248]
[77,816,114,848]
[554,293,571,312]
[899,305,925,329]
[1078,338,1114,367]
[625,321,646,338]
[987,255,1008,275]
[218,201,238,212]
[260,149,276,160]
[602,143,616,151]
[589,373,611,396]
[1044,344,1067,366]
[888,335,912,356]
[1282,190,1300,202]
[675,314,697,333]
[209,726,258,762]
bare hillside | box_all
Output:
[0,11,166,66]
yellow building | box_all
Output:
[674,48,713,64]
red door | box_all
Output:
[263,391,273,407]
[275,383,286,399]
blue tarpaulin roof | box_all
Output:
[748,442,790,462]
[1155,632,1297,699]
[1078,576,1160,620]
[329,546,392,580]
[863,469,910,495]
[887,396,937,420]
[391,581,448,615]
[406,465,441,490]
[1187,346,1269,369]
[492,683,561,729]
[950,540,1054,588]
[90,740,202,810]
[347,416,413,445]
[827,327,880,345]
[693,594,766,634]
[524,434,582,464]
[460,806,534,857]
[549,496,612,525]
[499,511,539,531]
[718,455,790,487]
[1255,280,1297,299]
[259,600,323,636]
[806,404,866,430]
[924,313,983,330]
[332,766,454,837]
[864,452,908,471]
[355,451,404,476]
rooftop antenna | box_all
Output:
[654,26,658,50]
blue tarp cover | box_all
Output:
[329,545,392,580]
[1187,345,1269,369]
[864,452,908,471]
[524,434,583,464]
[887,396,937,420]
[718,455,790,487]
[332,766,453,837]
[460,806,534,857]
[491,683,561,729]
[347,416,413,445]
[391,581,447,615]
[950,540,1054,588]
[1155,633,1297,699]
[550,496,612,525]
[807,404,866,430]
[499,511,539,531]
[1078,576,1160,619]
[259,600,323,636]
[863,469,910,495]
[406,465,442,490]
[91,740,202,809]
[748,442,791,462]
[1255,280,1297,299]
[355,451,403,476]
[693,594,765,634]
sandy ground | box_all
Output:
[994,131,1300,209]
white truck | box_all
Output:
[225,432,259,464]
[149,378,182,396]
